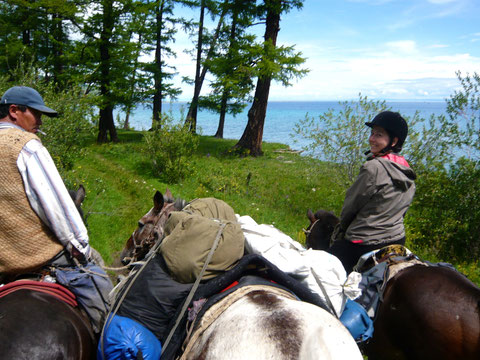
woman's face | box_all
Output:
[369,125,393,155]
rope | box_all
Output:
[310,267,338,318]
[161,222,227,355]
[99,238,163,359]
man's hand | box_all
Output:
[70,247,88,264]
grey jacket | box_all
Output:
[334,155,416,245]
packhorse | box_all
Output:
[306,209,480,360]
[0,186,97,360]
[113,190,362,359]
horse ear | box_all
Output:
[164,188,174,201]
[74,185,86,207]
[307,209,316,223]
[153,191,164,211]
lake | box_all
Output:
[115,101,448,152]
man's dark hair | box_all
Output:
[0,104,27,119]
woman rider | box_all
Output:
[327,111,416,273]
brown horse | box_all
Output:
[113,191,363,359]
[119,188,186,266]
[305,209,480,360]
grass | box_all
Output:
[64,129,480,285]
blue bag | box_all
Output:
[340,299,374,343]
[98,314,162,360]
[55,262,114,333]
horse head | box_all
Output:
[69,184,86,222]
[304,209,339,250]
[120,188,185,266]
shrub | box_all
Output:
[406,159,480,261]
[39,87,96,171]
[143,116,199,182]
[405,71,480,262]
[292,94,388,186]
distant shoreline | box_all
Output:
[134,99,448,106]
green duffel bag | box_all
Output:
[181,197,237,222]
[160,214,244,284]
[163,197,237,237]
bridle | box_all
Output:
[123,199,188,266]
[303,218,319,246]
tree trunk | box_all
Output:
[185,0,205,133]
[51,13,64,87]
[98,105,117,142]
[123,111,130,130]
[215,90,229,138]
[152,0,165,128]
[185,2,228,133]
[234,0,280,156]
[124,29,144,130]
[97,0,118,143]
[214,5,238,139]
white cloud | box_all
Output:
[429,44,449,48]
[386,40,417,53]
[266,41,478,101]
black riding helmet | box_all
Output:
[365,111,408,153]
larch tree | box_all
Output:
[149,0,184,128]
[198,0,257,138]
[184,0,228,133]
[234,0,307,156]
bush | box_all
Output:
[143,116,199,182]
[292,94,388,186]
[406,159,480,261]
[39,87,96,171]
[405,71,480,262]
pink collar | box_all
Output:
[381,153,410,167]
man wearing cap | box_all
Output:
[326,111,417,273]
[0,86,91,279]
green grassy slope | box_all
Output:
[65,130,479,285]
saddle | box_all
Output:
[0,279,77,307]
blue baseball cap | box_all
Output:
[1,86,58,117]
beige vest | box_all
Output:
[0,128,63,274]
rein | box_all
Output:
[100,201,180,273]
[303,218,319,243]
[100,197,188,358]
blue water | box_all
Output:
[116,101,447,152]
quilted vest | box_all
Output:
[0,127,63,274]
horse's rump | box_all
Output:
[181,284,363,360]
[0,288,96,360]
[367,264,480,360]
[181,284,298,358]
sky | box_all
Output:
[169,0,480,102]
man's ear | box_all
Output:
[8,104,19,120]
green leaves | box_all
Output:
[143,115,200,182]
[292,94,388,186]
